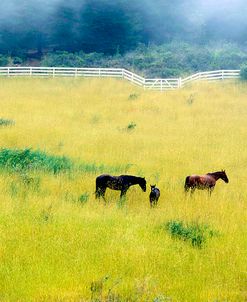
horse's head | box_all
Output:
[140,177,146,192]
[221,170,229,183]
[150,184,156,191]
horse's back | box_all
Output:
[187,174,216,187]
[96,174,115,185]
[154,188,160,197]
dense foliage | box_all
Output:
[240,65,247,80]
[41,42,247,77]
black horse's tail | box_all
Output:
[95,177,100,199]
[184,176,190,191]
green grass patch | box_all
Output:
[78,162,132,174]
[0,148,132,176]
[165,220,217,248]
[0,148,73,174]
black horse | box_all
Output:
[184,170,229,194]
[95,174,146,200]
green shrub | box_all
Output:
[41,51,85,67]
[0,118,15,127]
[0,54,11,66]
[165,220,216,248]
[41,51,105,68]
[78,193,89,204]
[240,65,247,80]
[127,122,136,131]
[128,93,139,100]
[12,57,23,65]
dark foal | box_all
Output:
[149,185,160,207]
[184,170,229,194]
[95,174,146,201]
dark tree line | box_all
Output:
[0,0,247,57]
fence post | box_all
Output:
[30,67,32,76]
[178,77,182,88]
[53,68,55,78]
[7,67,10,77]
[222,70,224,80]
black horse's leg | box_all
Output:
[95,187,101,199]
[118,187,128,206]
[100,188,107,203]
[120,186,128,199]
[95,186,107,202]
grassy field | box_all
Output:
[0,77,246,302]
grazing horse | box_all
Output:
[149,185,160,207]
[184,170,229,194]
[95,174,146,200]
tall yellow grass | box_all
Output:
[0,77,246,301]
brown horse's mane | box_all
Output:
[207,171,224,176]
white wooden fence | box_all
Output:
[0,67,240,91]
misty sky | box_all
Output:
[1,0,246,23]
[0,0,247,44]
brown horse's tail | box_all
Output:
[184,176,190,191]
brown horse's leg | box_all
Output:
[209,186,214,196]
[184,186,190,193]
[190,187,196,195]
[184,176,191,192]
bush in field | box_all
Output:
[0,118,15,127]
[0,55,11,66]
[0,148,73,174]
[127,122,137,131]
[42,51,105,67]
[165,220,216,248]
[240,64,247,80]
[128,93,139,100]
[12,57,23,65]
[78,193,89,205]
[41,51,85,67]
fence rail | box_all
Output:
[0,67,241,91]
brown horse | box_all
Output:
[184,170,229,194]
[95,174,146,201]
